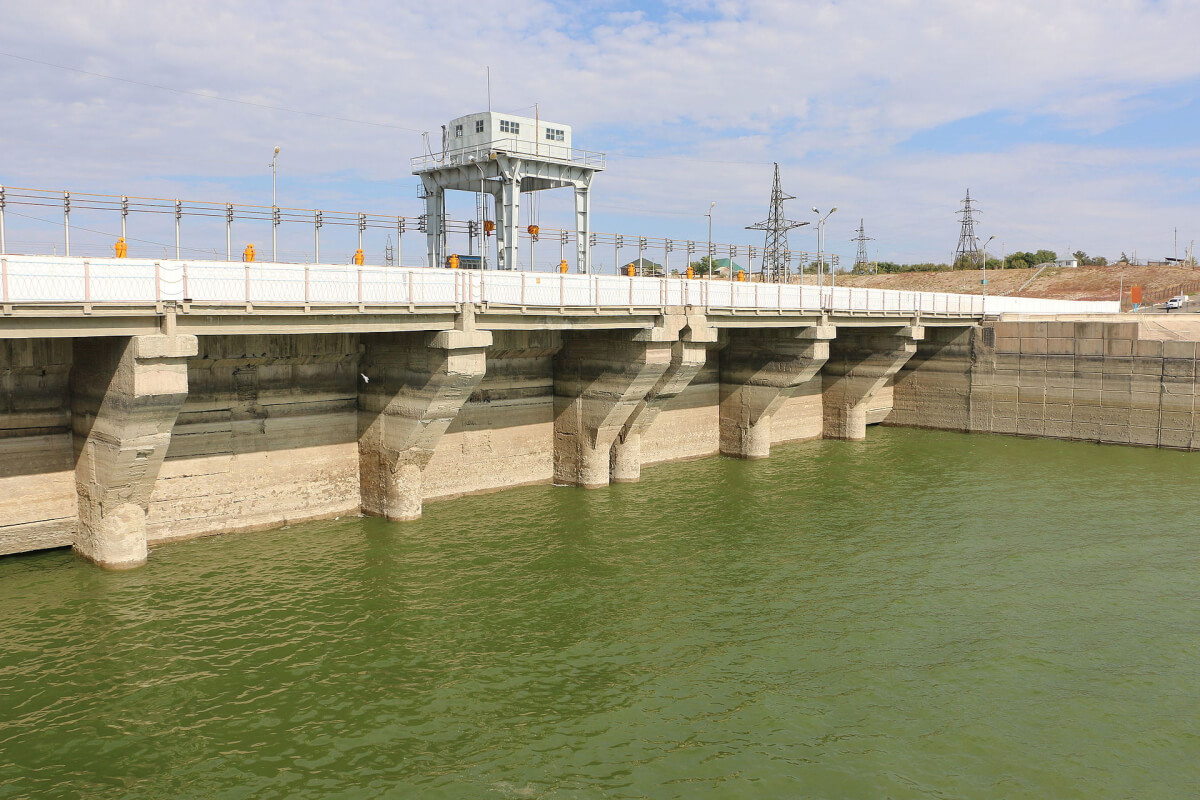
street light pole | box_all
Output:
[813,207,837,292]
[706,201,715,278]
[979,234,996,302]
[270,146,280,262]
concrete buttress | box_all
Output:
[358,309,491,521]
[611,316,718,482]
[823,326,923,440]
[719,327,832,458]
[553,326,677,488]
[71,334,198,568]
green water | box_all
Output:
[2,428,1198,799]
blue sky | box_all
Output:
[2,0,1199,268]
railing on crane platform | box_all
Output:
[410,139,607,172]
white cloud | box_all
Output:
[1,0,1198,264]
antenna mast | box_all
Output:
[954,189,982,268]
[852,218,875,273]
[746,163,809,282]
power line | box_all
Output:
[0,50,427,134]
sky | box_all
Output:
[2,0,1199,269]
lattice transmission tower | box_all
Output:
[954,189,982,268]
[746,163,809,282]
[852,219,874,273]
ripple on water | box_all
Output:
[2,428,1200,799]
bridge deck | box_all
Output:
[0,255,1119,338]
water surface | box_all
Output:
[2,429,1198,799]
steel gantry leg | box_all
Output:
[574,184,592,274]
[423,185,444,269]
[499,177,521,270]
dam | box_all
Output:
[3,252,1185,570]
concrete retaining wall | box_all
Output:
[889,319,1200,449]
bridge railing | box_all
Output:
[0,255,1122,315]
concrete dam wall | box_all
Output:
[890,317,1200,448]
[3,307,1194,568]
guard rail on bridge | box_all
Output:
[0,255,1121,316]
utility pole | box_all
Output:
[954,188,981,269]
[746,163,809,282]
[852,219,874,273]
[270,146,280,262]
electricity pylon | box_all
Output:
[747,163,809,282]
[954,189,982,268]
[852,219,874,273]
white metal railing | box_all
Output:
[0,255,1122,315]
[410,139,606,171]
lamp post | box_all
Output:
[979,234,995,302]
[270,146,280,261]
[813,207,837,291]
[705,201,715,278]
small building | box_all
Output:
[1056,258,1079,268]
[622,258,663,276]
[442,112,574,164]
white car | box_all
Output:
[1164,296,1186,310]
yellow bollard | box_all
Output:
[113,237,128,258]
[353,249,365,266]
[448,254,460,269]
[686,266,694,279]
[736,270,746,281]
[243,244,256,263]
[625,264,636,276]
[559,260,568,273]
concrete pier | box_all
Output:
[822,326,921,441]
[71,334,196,568]
[718,327,832,459]
[359,314,491,521]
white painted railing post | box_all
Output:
[244,263,251,303]
[182,262,189,301]
[83,260,90,303]
[304,265,311,304]
[408,270,415,304]
[559,271,565,307]
[357,266,363,305]
[520,271,527,306]
[154,261,161,301]
[1,257,7,302]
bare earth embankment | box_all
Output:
[835,264,1200,302]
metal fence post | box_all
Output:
[314,210,322,264]
[0,185,6,255]
[175,200,182,259]
[63,191,71,257]
[226,204,233,261]
[82,259,90,302]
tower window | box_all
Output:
[454,124,463,137]
[499,119,519,134]
[545,128,565,142]
[475,120,484,133]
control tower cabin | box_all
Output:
[411,111,605,272]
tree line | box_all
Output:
[861,249,1119,274]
